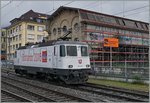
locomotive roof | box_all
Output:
[17,40,87,50]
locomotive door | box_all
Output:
[53,46,58,68]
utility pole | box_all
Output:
[125,43,128,82]
[8,32,11,62]
[110,46,112,71]
[7,29,11,69]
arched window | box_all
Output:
[58,28,61,34]
[63,26,67,33]
[53,28,56,35]
[74,23,79,32]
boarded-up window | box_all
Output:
[87,13,96,21]
[95,15,104,22]
[136,22,142,29]
[108,17,117,24]
[146,24,149,30]
[118,19,125,26]
[80,12,88,19]
[140,23,144,30]
[103,16,117,24]
[124,20,136,28]
[141,23,148,30]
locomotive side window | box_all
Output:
[60,45,66,57]
[54,46,56,56]
[81,46,88,56]
[67,46,77,56]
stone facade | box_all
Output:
[47,9,84,41]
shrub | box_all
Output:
[132,75,144,84]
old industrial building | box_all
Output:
[47,6,149,79]
[5,10,49,60]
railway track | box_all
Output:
[2,76,92,102]
[2,71,109,102]
[2,81,57,102]
[2,69,149,102]
[1,89,32,102]
[75,83,149,102]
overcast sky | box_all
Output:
[1,0,149,28]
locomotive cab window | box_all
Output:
[54,46,56,56]
[81,46,88,56]
[67,46,77,56]
[60,45,66,57]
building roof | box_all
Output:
[48,6,149,32]
[10,10,50,25]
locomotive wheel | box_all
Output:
[59,75,70,84]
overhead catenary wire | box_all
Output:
[2,0,24,17]
[1,0,12,9]
[125,9,149,17]
[45,0,75,28]
[124,9,149,22]
[2,1,148,27]
[82,1,108,11]
[123,0,125,17]
[45,1,75,14]
[113,5,149,16]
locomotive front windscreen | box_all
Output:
[67,46,77,56]
[60,45,88,57]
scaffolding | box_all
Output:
[82,27,149,80]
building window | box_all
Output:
[16,44,18,49]
[27,25,34,31]
[30,17,33,20]
[3,38,6,42]
[13,28,15,33]
[63,26,67,33]
[27,34,34,40]
[9,38,12,43]
[19,34,22,40]
[87,13,96,21]
[16,26,19,32]
[13,45,15,50]
[37,26,44,32]
[36,19,43,23]
[10,46,12,51]
[37,35,44,42]
[13,37,15,41]
[124,20,135,28]
[19,25,22,31]
[53,28,57,35]
[74,23,80,32]
[19,43,21,47]
[8,31,10,35]
[10,30,12,34]
[80,12,88,19]
[118,19,125,26]
[16,35,18,41]
[146,24,148,30]
[2,32,5,36]
[1,44,4,48]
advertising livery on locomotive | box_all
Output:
[14,40,91,84]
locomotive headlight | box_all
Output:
[68,65,73,68]
[86,64,90,67]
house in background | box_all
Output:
[5,10,50,60]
